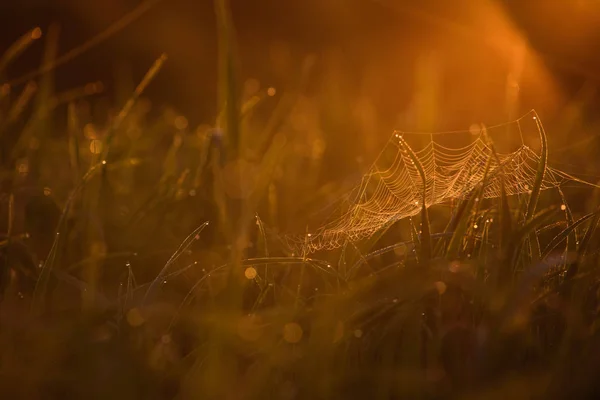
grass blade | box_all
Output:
[541,212,595,259]
[525,110,547,222]
[215,0,241,162]
[398,136,431,263]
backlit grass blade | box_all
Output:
[541,212,595,259]
[525,110,547,222]
[0,27,42,75]
[446,187,481,260]
[215,0,241,162]
[101,53,167,163]
[399,136,431,263]
[511,206,558,253]
[578,208,600,260]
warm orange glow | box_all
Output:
[174,115,188,130]
[244,267,257,280]
[126,308,145,327]
[283,322,303,343]
[89,139,103,154]
[31,27,42,39]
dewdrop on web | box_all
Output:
[291,112,592,255]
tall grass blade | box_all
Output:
[101,53,167,162]
[525,110,547,222]
[215,0,241,162]
[399,136,431,263]
[578,208,600,260]
[446,191,478,260]
[0,27,42,75]
[541,212,595,259]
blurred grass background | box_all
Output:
[1,0,600,399]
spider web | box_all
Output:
[285,110,593,254]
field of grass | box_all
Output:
[2,2,600,399]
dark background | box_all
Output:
[1,0,600,169]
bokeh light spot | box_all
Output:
[174,116,188,130]
[434,281,447,295]
[244,267,257,280]
[283,322,303,343]
[31,27,42,39]
[126,308,145,327]
[237,314,262,342]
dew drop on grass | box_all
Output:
[244,267,257,280]
[560,204,566,211]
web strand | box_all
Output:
[284,111,600,254]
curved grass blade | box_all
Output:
[446,189,480,260]
[399,136,430,263]
[101,53,167,163]
[541,212,595,259]
[525,110,547,222]
[215,0,241,162]
[578,208,600,260]
[0,27,42,75]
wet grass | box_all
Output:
[2,2,600,399]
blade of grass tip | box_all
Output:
[399,136,431,263]
[0,27,42,75]
[238,91,269,154]
[523,111,547,260]
[49,81,104,110]
[558,187,576,253]
[142,221,209,306]
[254,55,316,157]
[101,53,167,163]
[159,132,184,186]
[9,26,58,161]
[36,24,59,113]
[247,132,288,230]
[31,160,132,312]
[215,0,241,162]
[5,81,37,126]
[541,212,595,260]
[3,0,166,87]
